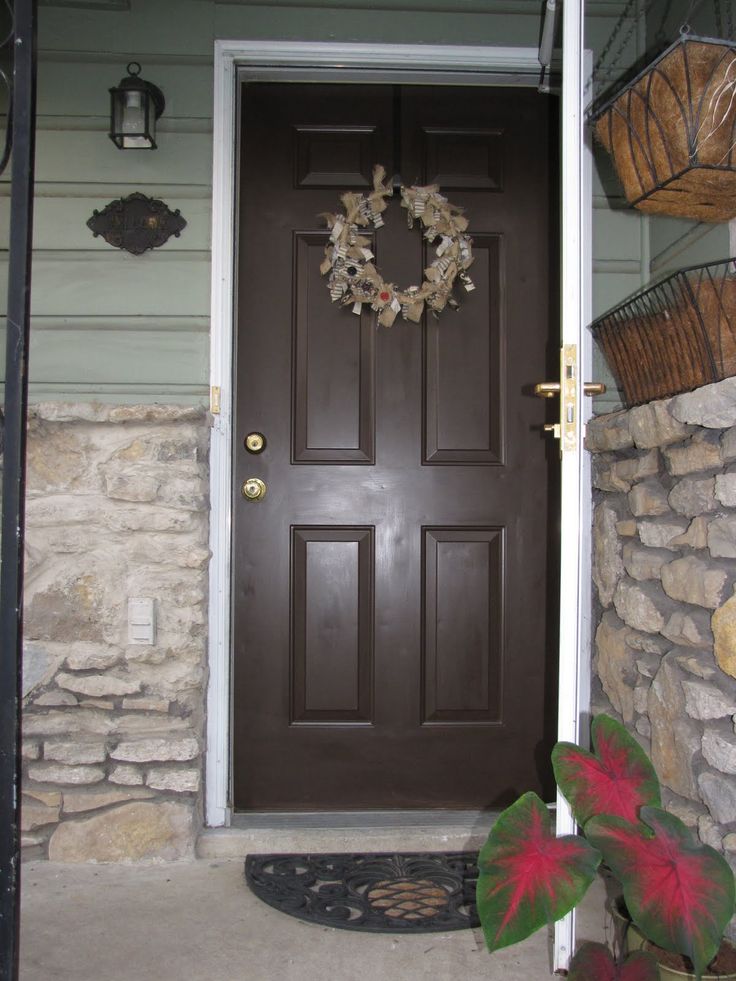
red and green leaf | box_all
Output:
[552,714,661,826]
[476,792,601,953]
[586,806,736,979]
[568,943,659,981]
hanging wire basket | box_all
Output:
[591,35,736,222]
[590,258,736,407]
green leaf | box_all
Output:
[553,714,660,826]
[476,792,601,953]
[587,806,736,980]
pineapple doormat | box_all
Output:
[245,851,479,933]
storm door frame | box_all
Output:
[207,37,591,970]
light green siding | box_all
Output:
[0,0,665,406]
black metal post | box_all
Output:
[0,1,37,978]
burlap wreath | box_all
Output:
[320,164,475,327]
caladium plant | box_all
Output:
[476,715,736,980]
[568,942,659,981]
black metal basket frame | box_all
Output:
[589,34,736,208]
[590,258,736,406]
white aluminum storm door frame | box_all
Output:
[207,34,591,972]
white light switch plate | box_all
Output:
[128,597,155,645]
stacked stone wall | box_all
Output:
[20,404,210,861]
[589,379,736,914]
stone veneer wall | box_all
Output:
[20,404,210,861]
[588,377,736,921]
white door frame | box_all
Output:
[207,39,591,970]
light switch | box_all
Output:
[128,597,155,645]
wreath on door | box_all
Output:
[320,164,475,327]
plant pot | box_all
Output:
[592,35,736,222]
[611,905,736,980]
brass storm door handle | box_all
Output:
[533,345,607,454]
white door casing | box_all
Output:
[207,31,590,972]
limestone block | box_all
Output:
[617,519,638,537]
[593,459,631,493]
[594,611,638,722]
[715,471,736,507]
[62,787,155,813]
[637,653,664,678]
[675,649,719,680]
[79,699,115,711]
[593,502,625,607]
[638,516,690,550]
[633,683,650,714]
[668,476,717,517]
[25,573,106,644]
[702,727,736,774]
[670,516,711,550]
[671,377,736,428]
[22,643,65,698]
[121,697,171,713]
[109,765,144,786]
[663,431,723,477]
[635,716,651,738]
[649,654,702,799]
[103,471,160,502]
[683,679,736,720]
[699,770,736,824]
[712,590,736,679]
[661,556,731,609]
[111,737,199,764]
[613,578,676,633]
[27,763,105,785]
[628,632,669,655]
[111,714,192,736]
[156,476,208,512]
[623,542,671,582]
[662,608,714,648]
[22,709,115,737]
[22,741,40,760]
[24,788,62,807]
[663,791,707,829]
[615,449,660,484]
[628,478,671,517]
[125,660,205,699]
[26,420,91,493]
[33,691,78,707]
[722,426,736,464]
[56,672,141,698]
[64,645,123,671]
[629,400,694,449]
[698,814,724,850]
[103,505,202,534]
[146,768,200,793]
[44,740,107,765]
[47,800,195,862]
[21,796,61,831]
[585,411,634,451]
[708,516,736,559]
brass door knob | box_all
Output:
[242,477,267,501]
[245,432,266,453]
[534,381,561,398]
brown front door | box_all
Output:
[232,82,559,810]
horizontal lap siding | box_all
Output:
[0,0,643,406]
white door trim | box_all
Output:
[206,45,592,936]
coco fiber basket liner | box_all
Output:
[590,259,736,408]
[593,35,736,222]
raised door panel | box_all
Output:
[292,232,375,463]
[422,527,503,725]
[291,526,374,724]
[295,125,378,187]
[423,127,504,190]
[423,235,503,464]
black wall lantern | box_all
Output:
[109,62,165,150]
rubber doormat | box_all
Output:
[245,851,479,933]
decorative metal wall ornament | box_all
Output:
[321,164,475,327]
[245,851,479,934]
[86,193,186,255]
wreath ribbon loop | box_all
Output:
[320,163,475,326]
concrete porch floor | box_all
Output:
[20,856,610,981]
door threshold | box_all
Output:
[229,809,498,830]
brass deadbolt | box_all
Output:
[242,477,267,501]
[245,432,266,453]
